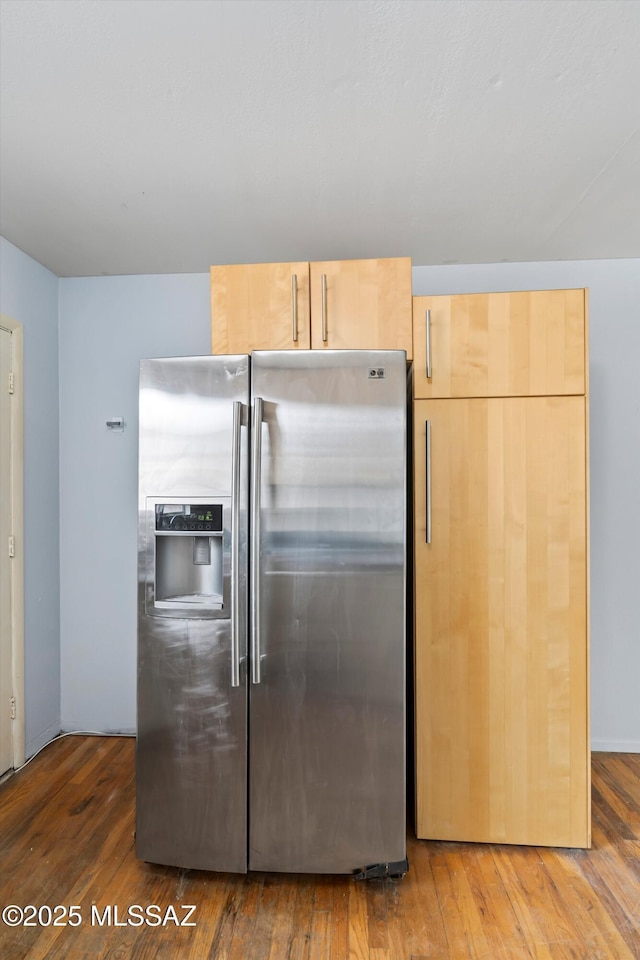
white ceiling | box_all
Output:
[1,0,639,278]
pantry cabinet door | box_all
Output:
[414,395,589,847]
[413,289,585,398]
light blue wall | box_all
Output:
[0,237,61,756]
[58,274,210,731]
[3,244,639,752]
[413,259,640,752]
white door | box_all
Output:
[0,325,14,775]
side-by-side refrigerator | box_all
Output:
[136,350,407,876]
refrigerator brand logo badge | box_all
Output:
[368,368,386,379]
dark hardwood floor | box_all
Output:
[0,737,638,959]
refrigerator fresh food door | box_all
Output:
[137,355,249,873]
[249,350,407,874]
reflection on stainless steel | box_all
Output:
[249,351,406,873]
[137,350,406,876]
[136,355,249,873]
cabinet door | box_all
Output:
[211,262,311,353]
[309,258,412,356]
[413,289,585,398]
[414,396,589,847]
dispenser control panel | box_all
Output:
[155,503,223,533]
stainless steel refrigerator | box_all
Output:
[136,350,407,876]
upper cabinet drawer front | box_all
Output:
[211,262,311,354]
[413,290,586,398]
[309,257,413,357]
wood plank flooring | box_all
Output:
[0,737,638,959]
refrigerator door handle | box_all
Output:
[230,401,243,687]
[250,396,264,684]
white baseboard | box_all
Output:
[591,739,640,753]
[25,724,136,761]
[26,721,62,759]
[61,722,136,736]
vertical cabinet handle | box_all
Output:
[321,274,328,342]
[291,274,298,343]
[230,401,243,687]
[425,309,432,379]
[250,397,264,684]
[425,420,432,544]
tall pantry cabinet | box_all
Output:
[413,289,590,848]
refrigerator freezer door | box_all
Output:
[137,355,249,873]
[249,350,407,874]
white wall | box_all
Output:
[58,274,210,731]
[0,237,61,756]
[413,259,640,752]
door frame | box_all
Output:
[0,314,25,772]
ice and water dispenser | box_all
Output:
[147,501,228,617]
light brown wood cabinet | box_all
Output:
[413,289,585,399]
[211,257,412,356]
[413,289,590,848]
